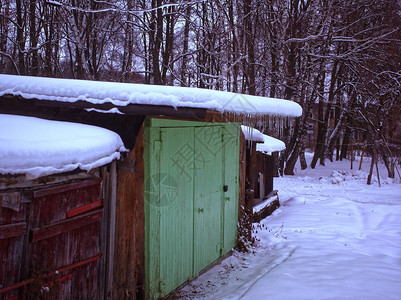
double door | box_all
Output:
[145,120,239,299]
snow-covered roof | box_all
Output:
[0,75,302,118]
[241,125,286,155]
[0,114,127,179]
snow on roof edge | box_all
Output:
[0,151,122,180]
[241,125,265,143]
[0,114,127,180]
[0,74,302,118]
[256,135,286,155]
[241,125,286,155]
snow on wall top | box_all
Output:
[256,135,286,155]
[0,75,302,117]
[0,114,127,179]
[241,125,265,142]
[241,125,286,155]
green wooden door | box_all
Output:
[145,119,240,299]
[193,126,224,272]
[145,126,195,298]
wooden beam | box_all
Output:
[0,95,207,119]
[0,254,101,294]
[33,178,102,198]
[31,210,103,243]
[0,222,26,239]
[253,197,280,223]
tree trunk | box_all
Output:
[367,150,375,185]
[228,2,239,93]
[299,138,307,170]
[318,61,339,166]
[161,3,174,84]
[379,143,395,178]
[0,1,10,72]
[29,0,38,75]
[311,96,325,168]
[16,0,25,75]
[340,125,351,160]
[243,0,256,95]
[149,0,163,84]
[180,5,191,86]
[326,110,345,161]
[284,142,300,175]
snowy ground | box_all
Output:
[176,154,401,299]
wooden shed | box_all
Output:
[0,74,302,299]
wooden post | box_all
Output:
[105,161,117,298]
[98,167,109,300]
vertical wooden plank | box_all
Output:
[114,126,145,299]
[98,167,109,300]
[105,161,117,299]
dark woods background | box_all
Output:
[1,0,400,176]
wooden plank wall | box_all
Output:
[114,126,145,299]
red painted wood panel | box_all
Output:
[66,200,102,218]
[0,178,103,300]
